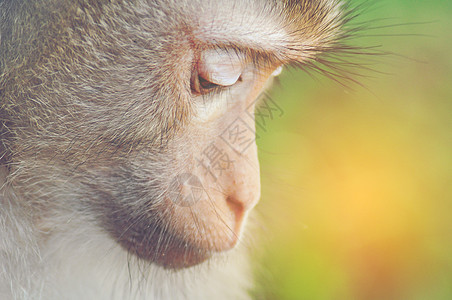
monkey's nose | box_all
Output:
[225,173,261,237]
[226,196,245,233]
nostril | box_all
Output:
[226,196,245,231]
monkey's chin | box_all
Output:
[116,225,213,270]
[144,241,211,270]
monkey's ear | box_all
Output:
[191,49,244,95]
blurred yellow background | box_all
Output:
[254,1,452,299]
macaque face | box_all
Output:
[99,49,280,269]
[1,0,347,270]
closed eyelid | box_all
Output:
[197,49,245,87]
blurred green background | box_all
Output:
[254,1,452,299]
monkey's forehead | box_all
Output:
[0,0,348,84]
[1,0,345,68]
[156,0,344,63]
[67,0,344,65]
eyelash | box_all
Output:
[191,73,218,95]
[198,75,220,91]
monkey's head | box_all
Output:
[0,0,348,269]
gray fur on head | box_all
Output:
[0,0,353,299]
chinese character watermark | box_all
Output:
[197,142,235,181]
[168,92,284,207]
[168,173,204,207]
[220,117,258,154]
[247,92,284,132]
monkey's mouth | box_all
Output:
[99,170,243,269]
[112,218,212,269]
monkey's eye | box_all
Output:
[191,49,244,95]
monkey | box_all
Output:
[0,0,359,299]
